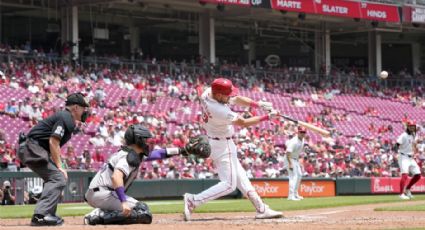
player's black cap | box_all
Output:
[65,93,90,107]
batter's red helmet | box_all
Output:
[211,78,238,96]
[298,126,307,133]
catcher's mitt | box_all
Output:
[180,135,211,158]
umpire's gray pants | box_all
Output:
[26,160,67,216]
[85,188,138,211]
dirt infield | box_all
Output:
[2,201,425,230]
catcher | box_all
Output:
[84,124,210,225]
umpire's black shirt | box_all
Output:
[27,109,76,152]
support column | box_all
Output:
[368,32,375,76]
[412,42,421,75]
[368,31,382,77]
[0,3,2,44]
[324,29,331,76]
[129,25,140,59]
[61,6,78,60]
[61,7,70,47]
[198,11,216,64]
[248,37,256,66]
[314,31,322,74]
[209,16,215,64]
[315,23,331,75]
[375,33,381,76]
[71,6,79,60]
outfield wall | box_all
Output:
[1,172,425,203]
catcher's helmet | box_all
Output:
[211,78,238,96]
[124,125,153,154]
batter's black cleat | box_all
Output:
[30,214,64,226]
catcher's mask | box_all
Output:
[124,124,153,155]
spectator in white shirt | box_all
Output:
[20,101,32,116]
[166,107,177,123]
[166,164,178,179]
[265,162,279,178]
[9,77,19,89]
[28,84,40,94]
[89,132,105,147]
[197,167,213,179]
[98,121,109,138]
[180,103,191,115]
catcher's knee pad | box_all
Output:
[131,202,152,224]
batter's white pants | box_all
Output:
[285,158,302,198]
[192,139,266,213]
[398,154,421,175]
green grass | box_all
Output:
[375,204,425,212]
[1,195,425,219]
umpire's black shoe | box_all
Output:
[31,214,64,226]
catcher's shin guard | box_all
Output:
[91,202,152,225]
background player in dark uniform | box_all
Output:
[18,93,89,226]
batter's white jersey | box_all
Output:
[200,88,238,137]
[286,136,305,159]
[397,132,415,155]
[89,150,137,190]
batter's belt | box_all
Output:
[400,152,413,158]
[208,136,233,140]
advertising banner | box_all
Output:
[315,0,361,19]
[371,177,425,194]
[202,0,401,22]
[270,0,316,13]
[359,2,400,22]
[199,0,251,6]
[251,179,335,198]
[412,6,425,23]
[269,0,400,22]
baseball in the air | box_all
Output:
[380,71,388,79]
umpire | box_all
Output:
[18,93,89,226]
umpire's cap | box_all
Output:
[65,93,90,107]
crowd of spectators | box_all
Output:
[0,54,425,185]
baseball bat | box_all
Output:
[279,114,331,137]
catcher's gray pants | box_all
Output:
[26,160,67,216]
[85,187,139,211]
